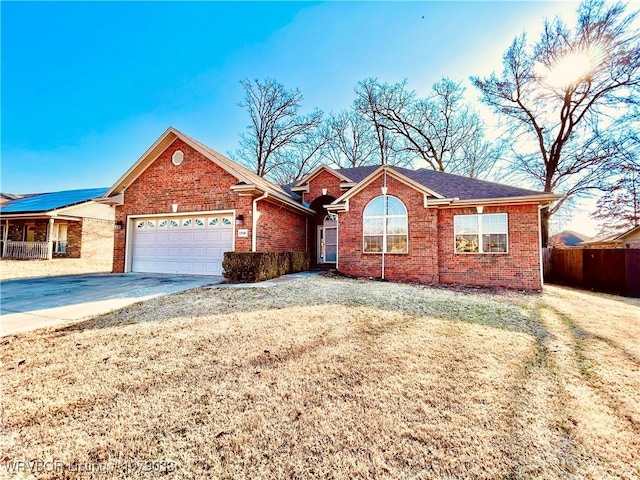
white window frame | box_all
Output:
[52,223,68,253]
[454,213,509,254]
[363,195,409,254]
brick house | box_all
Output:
[0,189,115,260]
[577,225,640,249]
[99,127,559,289]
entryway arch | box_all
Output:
[308,195,337,266]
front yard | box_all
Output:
[2,275,639,479]
[0,258,113,280]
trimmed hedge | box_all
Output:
[222,251,310,283]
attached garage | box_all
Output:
[130,213,234,275]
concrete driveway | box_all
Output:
[0,273,223,336]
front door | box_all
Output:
[317,216,337,264]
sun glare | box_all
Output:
[536,50,595,89]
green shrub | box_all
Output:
[222,251,309,283]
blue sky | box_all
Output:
[2,1,578,195]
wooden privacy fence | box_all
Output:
[2,241,52,260]
[543,248,640,298]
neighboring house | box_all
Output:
[0,189,115,260]
[548,230,591,248]
[98,127,559,290]
[578,226,640,249]
[0,193,24,206]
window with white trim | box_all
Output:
[363,195,408,254]
[52,223,68,253]
[454,213,508,253]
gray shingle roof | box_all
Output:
[334,165,543,199]
[0,188,108,214]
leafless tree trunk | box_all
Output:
[354,77,500,177]
[235,78,323,179]
[323,110,378,168]
[472,0,640,245]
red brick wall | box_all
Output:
[438,205,542,290]
[336,174,542,290]
[338,176,439,284]
[256,199,307,252]
[303,169,344,205]
[113,138,256,272]
[63,220,82,258]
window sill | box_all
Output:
[363,251,409,255]
[454,251,509,255]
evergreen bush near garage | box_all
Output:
[222,251,310,283]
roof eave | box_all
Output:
[105,127,181,197]
[0,212,81,221]
[231,184,315,215]
[294,165,353,188]
[331,165,444,206]
[447,194,562,207]
[94,193,124,206]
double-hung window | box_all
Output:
[363,195,408,254]
[454,213,508,253]
[52,223,68,253]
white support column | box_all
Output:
[47,218,54,260]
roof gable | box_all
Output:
[581,225,640,245]
[332,166,444,205]
[0,188,107,214]
[103,127,313,215]
[294,165,354,187]
[617,225,640,241]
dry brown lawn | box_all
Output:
[0,258,112,280]
[1,276,638,479]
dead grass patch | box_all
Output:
[1,276,638,479]
[0,258,112,280]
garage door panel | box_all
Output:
[207,230,221,242]
[131,214,233,276]
[193,231,207,242]
[190,262,205,273]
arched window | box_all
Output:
[363,195,408,253]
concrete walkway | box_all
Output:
[1,273,223,336]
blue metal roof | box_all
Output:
[0,188,108,214]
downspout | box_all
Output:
[252,192,268,252]
[538,205,544,289]
[381,167,388,280]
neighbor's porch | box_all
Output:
[1,217,79,260]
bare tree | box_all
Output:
[472,0,640,245]
[323,110,378,168]
[235,78,323,178]
[354,78,415,167]
[269,127,330,185]
[354,77,500,177]
[591,121,640,234]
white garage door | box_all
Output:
[131,214,234,275]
